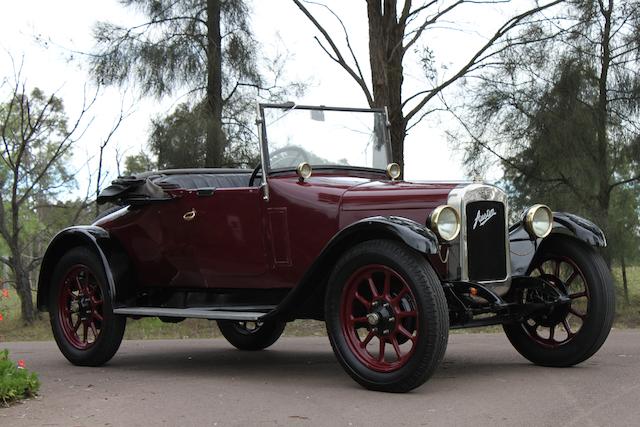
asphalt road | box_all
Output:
[1,330,639,427]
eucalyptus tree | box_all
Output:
[292,0,565,171]
[0,75,91,323]
[91,0,298,168]
[456,0,640,263]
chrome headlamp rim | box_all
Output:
[386,162,401,180]
[429,205,461,242]
[296,162,312,180]
[524,204,553,238]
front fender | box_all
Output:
[263,216,439,320]
[509,212,606,276]
[36,226,116,311]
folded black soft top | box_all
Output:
[96,168,253,205]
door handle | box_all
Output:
[183,209,196,221]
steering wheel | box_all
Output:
[269,146,311,169]
[249,146,312,187]
[249,163,262,187]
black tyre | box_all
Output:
[503,236,615,367]
[217,320,286,351]
[325,239,449,393]
[49,246,126,366]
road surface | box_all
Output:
[1,330,639,426]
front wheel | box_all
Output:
[49,246,126,366]
[503,236,615,367]
[217,320,286,351]
[325,240,449,393]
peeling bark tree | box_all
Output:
[293,0,564,172]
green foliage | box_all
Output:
[457,0,640,263]
[123,150,156,176]
[0,83,87,322]
[0,350,40,405]
[149,101,259,169]
[92,0,300,169]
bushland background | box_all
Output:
[0,0,638,340]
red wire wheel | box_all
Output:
[325,239,449,392]
[49,246,126,366]
[523,256,589,348]
[503,236,615,367]
[340,265,419,372]
[57,265,104,350]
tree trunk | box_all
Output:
[13,258,37,324]
[366,0,406,172]
[595,1,613,267]
[205,0,225,167]
[621,254,630,306]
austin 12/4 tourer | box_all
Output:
[37,103,615,392]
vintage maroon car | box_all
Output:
[37,104,614,392]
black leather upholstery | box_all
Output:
[153,173,251,190]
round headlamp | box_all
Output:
[296,162,312,180]
[429,205,461,241]
[386,163,401,181]
[524,204,553,238]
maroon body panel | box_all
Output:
[96,170,460,292]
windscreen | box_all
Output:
[262,106,391,171]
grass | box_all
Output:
[0,349,40,406]
[610,264,640,328]
[0,265,638,342]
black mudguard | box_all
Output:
[509,212,606,277]
[263,216,440,320]
[36,226,117,310]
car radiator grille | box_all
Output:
[465,201,507,282]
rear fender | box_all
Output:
[263,216,439,320]
[36,226,127,310]
[509,212,606,277]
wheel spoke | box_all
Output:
[562,318,574,337]
[565,270,578,286]
[398,310,417,319]
[368,277,379,298]
[354,292,371,310]
[93,311,104,322]
[82,323,88,343]
[73,316,82,332]
[360,330,375,348]
[391,287,409,304]
[391,337,402,359]
[568,307,585,319]
[90,321,99,339]
[383,271,391,298]
[569,291,587,299]
[554,260,560,278]
[350,316,368,325]
[378,338,386,362]
[549,325,555,341]
[398,325,416,342]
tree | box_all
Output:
[292,0,564,171]
[123,149,156,176]
[455,0,640,264]
[0,70,93,323]
[91,0,301,169]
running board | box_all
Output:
[113,307,267,321]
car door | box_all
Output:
[173,186,268,288]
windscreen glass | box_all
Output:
[262,106,391,171]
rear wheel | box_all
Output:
[503,236,615,366]
[49,246,126,366]
[325,240,448,393]
[217,320,286,351]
